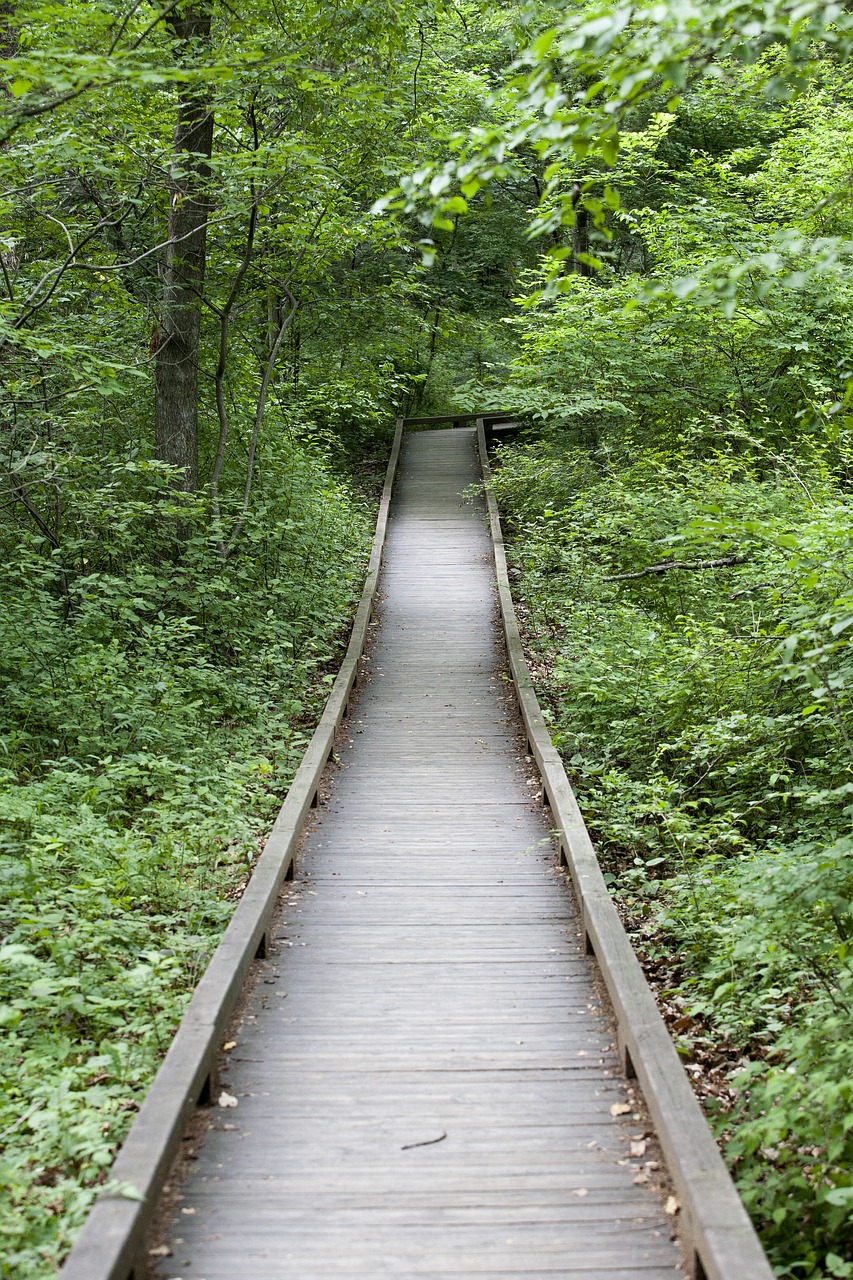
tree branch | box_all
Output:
[0,0,188,146]
[0,207,238,353]
[605,555,747,582]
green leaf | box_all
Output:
[825,1188,853,1207]
[600,133,620,165]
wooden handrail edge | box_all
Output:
[403,410,513,426]
[59,417,406,1280]
[475,419,774,1280]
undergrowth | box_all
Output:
[0,439,373,1278]
[490,432,853,1278]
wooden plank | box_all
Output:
[151,428,681,1280]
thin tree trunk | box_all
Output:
[223,296,299,558]
[571,182,591,277]
[154,5,214,491]
[573,208,590,275]
[209,199,258,537]
[266,287,280,354]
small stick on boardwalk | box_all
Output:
[401,1132,448,1150]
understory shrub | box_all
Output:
[490,433,853,1277]
[0,439,372,1278]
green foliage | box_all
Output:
[490,430,853,1274]
[385,0,853,278]
[0,437,371,1277]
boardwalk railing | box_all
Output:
[59,420,404,1280]
[475,417,774,1280]
[404,409,510,426]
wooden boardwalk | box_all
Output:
[155,428,681,1279]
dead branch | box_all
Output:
[605,555,747,582]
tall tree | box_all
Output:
[154,4,214,490]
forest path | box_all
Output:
[155,428,681,1279]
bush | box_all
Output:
[0,437,372,1277]
[491,432,853,1275]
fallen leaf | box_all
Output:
[666,1196,680,1216]
[630,1140,647,1157]
[218,1091,238,1108]
[610,1102,631,1116]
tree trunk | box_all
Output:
[155,5,214,491]
[573,208,590,275]
[571,182,591,277]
